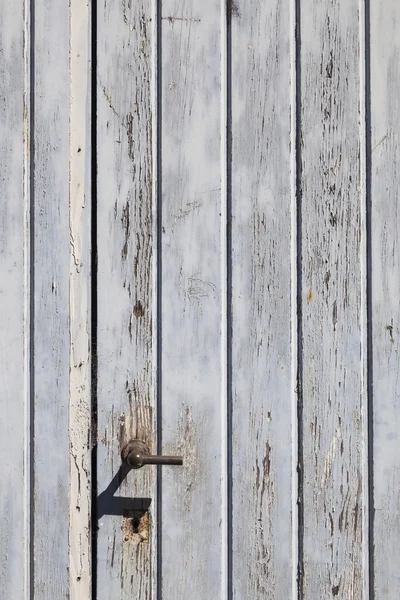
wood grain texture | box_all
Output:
[160,1,224,598]
[96,0,156,597]
[370,2,400,597]
[0,2,29,598]
[33,0,71,595]
[230,1,294,597]
[4,2,400,597]
[300,2,367,597]
[69,0,92,596]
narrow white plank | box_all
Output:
[0,2,29,598]
[230,2,294,597]
[96,0,157,597]
[69,0,92,596]
[300,2,367,596]
[160,2,223,597]
[370,2,400,596]
[33,0,71,595]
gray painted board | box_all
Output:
[33,0,71,596]
[161,0,227,598]
[160,1,225,597]
[231,2,295,598]
[300,2,367,597]
[96,0,157,598]
[370,1,400,597]
[0,2,29,598]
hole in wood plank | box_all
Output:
[132,516,140,533]
[122,509,149,544]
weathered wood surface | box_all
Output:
[96,0,157,597]
[230,2,294,598]
[69,0,92,596]
[0,2,92,597]
[0,2,29,598]
[4,1,400,597]
[370,2,400,597]
[33,0,71,595]
[300,2,367,597]
[160,1,224,597]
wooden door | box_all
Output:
[2,0,400,598]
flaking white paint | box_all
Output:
[2,1,400,598]
[69,0,91,596]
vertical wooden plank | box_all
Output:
[230,1,295,597]
[33,0,71,595]
[96,0,157,597]
[69,0,92,596]
[0,1,29,597]
[160,2,223,597]
[370,2,400,596]
[300,1,367,597]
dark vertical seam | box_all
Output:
[156,1,163,598]
[90,0,98,596]
[364,0,374,596]
[29,0,35,595]
[226,1,233,599]
[295,0,304,597]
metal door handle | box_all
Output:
[121,439,183,469]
